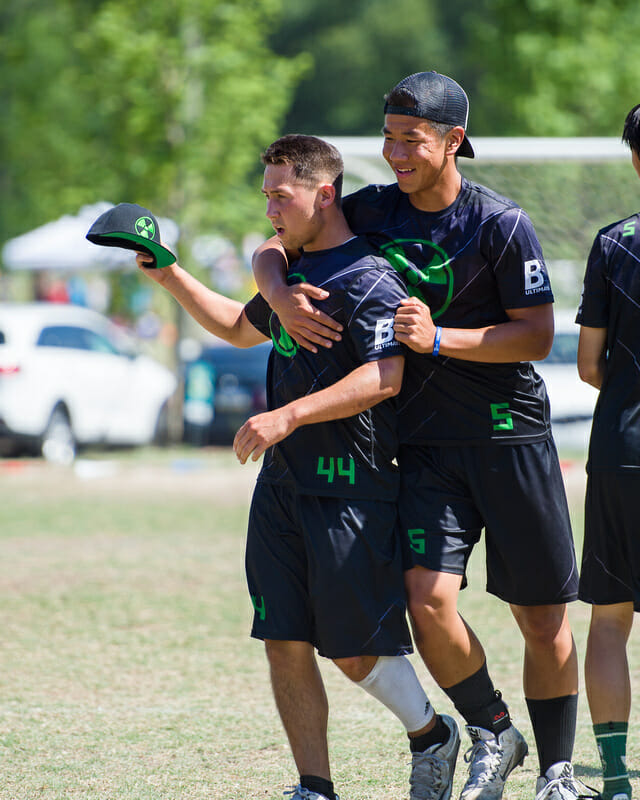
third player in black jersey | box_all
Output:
[577,103,640,800]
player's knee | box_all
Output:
[333,654,378,682]
[512,604,569,646]
[264,639,312,672]
[405,573,458,629]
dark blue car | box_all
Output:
[182,341,270,445]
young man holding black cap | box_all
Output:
[252,73,588,800]
[137,133,462,800]
[576,103,640,800]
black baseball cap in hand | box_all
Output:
[383,71,475,158]
[86,203,176,268]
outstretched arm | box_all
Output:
[233,355,404,463]
[577,325,607,389]
[394,297,554,362]
[137,254,267,348]
[252,236,343,352]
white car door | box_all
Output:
[35,324,130,443]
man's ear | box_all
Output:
[446,126,466,156]
[318,183,336,208]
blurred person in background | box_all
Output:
[577,102,640,800]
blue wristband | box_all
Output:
[432,326,442,356]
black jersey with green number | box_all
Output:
[342,178,554,446]
[577,212,640,471]
[244,236,408,500]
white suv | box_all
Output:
[0,302,177,463]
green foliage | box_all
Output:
[460,0,640,135]
[271,0,452,135]
[270,0,640,138]
[0,0,308,251]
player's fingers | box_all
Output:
[233,426,251,463]
[394,308,418,325]
[297,283,330,301]
[296,320,341,343]
[296,287,342,332]
[135,251,155,270]
[288,327,340,352]
[398,295,426,308]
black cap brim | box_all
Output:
[458,135,474,159]
[86,231,176,268]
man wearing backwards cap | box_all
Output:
[252,72,587,800]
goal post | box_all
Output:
[326,136,635,309]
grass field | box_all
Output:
[0,443,638,800]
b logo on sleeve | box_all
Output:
[374,318,396,349]
[524,259,546,294]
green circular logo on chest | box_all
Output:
[379,238,453,319]
[269,314,299,357]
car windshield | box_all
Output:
[37,325,121,355]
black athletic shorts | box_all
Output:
[245,480,413,659]
[579,471,640,610]
[397,440,578,606]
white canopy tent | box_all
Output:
[2,202,179,272]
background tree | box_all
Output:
[270,0,640,138]
[459,0,640,136]
[0,0,308,252]
[269,0,452,136]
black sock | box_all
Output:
[444,662,511,734]
[526,695,578,775]
[300,775,335,800]
[409,714,451,752]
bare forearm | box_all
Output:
[396,298,554,363]
[286,357,403,429]
[252,236,290,305]
[233,356,404,463]
[157,264,262,347]
[577,326,607,389]
[437,320,552,363]
[251,236,342,352]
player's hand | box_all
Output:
[233,408,294,464]
[135,249,175,285]
[270,284,342,353]
[394,296,437,353]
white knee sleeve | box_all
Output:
[357,655,434,733]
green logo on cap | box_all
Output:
[135,216,155,240]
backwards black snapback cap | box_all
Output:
[86,203,176,268]
[383,71,474,158]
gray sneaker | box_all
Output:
[535,762,600,800]
[460,724,528,800]
[410,714,461,800]
[283,786,339,800]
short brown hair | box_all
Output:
[261,134,344,202]
[623,104,640,156]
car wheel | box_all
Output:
[41,407,76,465]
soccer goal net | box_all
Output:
[328,136,635,311]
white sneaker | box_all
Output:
[535,762,600,800]
[283,786,339,800]
[460,724,528,800]
[410,714,461,800]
